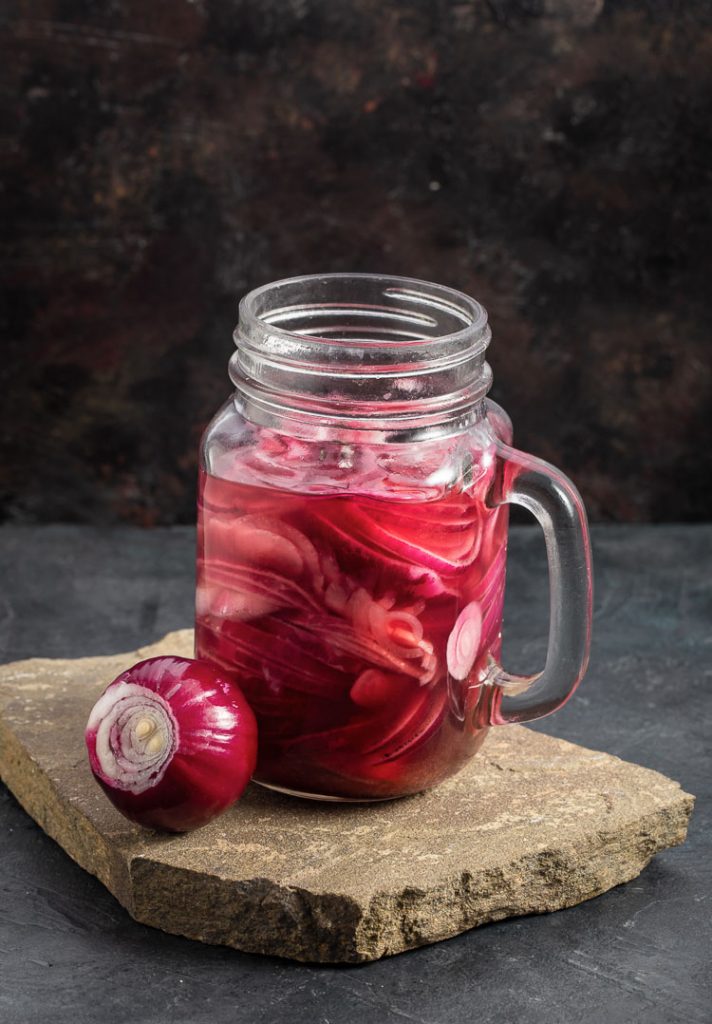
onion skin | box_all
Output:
[85,656,258,832]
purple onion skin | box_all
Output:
[85,656,258,832]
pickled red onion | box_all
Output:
[447,601,483,681]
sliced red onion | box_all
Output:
[343,502,482,573]
[312,511,447,596]
[85,656,257,832]
[349,669,385,708]
[194,457,510,799]
[447,601,483,681]
[198,561,322,619]
[291,612,426,681]
[196,583,283,622]
[204,514,303,577]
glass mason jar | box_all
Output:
[195,274,592,802]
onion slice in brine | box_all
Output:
[447,601,483,681]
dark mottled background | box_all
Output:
[1,0,711,524]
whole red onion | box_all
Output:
[85,656,258,832]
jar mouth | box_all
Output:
[239,272,489,353]
[232,273,493,441]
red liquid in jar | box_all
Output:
[195,448,508,800]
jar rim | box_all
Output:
[238,272,489,355]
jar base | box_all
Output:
[254,780,396,804]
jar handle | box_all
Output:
[484,444,593,724]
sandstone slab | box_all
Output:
[0,631,694,963]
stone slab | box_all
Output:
[0,630,694,963]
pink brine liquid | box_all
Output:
[195,447,509,800]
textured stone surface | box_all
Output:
[0,628,693,963]
[2,3,712,526]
